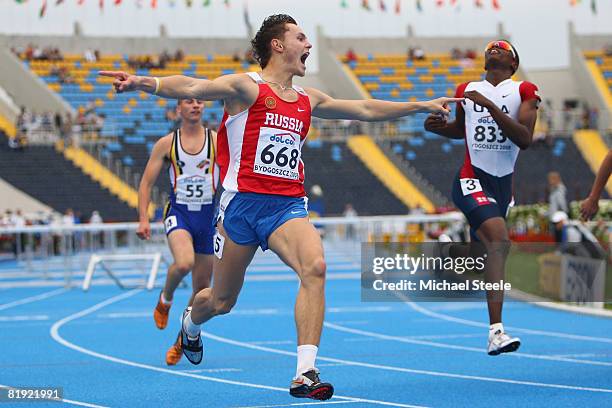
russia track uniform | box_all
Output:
[215,72,310,250]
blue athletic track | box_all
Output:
[1,241,611,408]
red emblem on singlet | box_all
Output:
[265,96,276,109]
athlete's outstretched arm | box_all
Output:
[306,87,463,121]
[464,90,537,150]
[423,102,465,139]
[98,71,247,101]
[137,136,171,240]
[580,149,612,220]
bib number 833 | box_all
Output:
[474,125,506,143]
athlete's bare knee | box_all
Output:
[300,257,326,288]
[485,237,511,258]
[193,287,213,305]
[175,260,194,276]
[213,296,237,316]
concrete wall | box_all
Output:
[0,177,52,215]
[326,23,505,56]
[0,48,72,114]
[0,29,251,56]
[568,23,611,130]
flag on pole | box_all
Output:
[55,0,64,5]
[78,0,85,5]
[394,0,400,14]
[361,0,371,11]
[203,0,211,6]
[492,0,500,10]
[591,0,597,13]
[436,0,444,7]
[243,1,253,38]
[340,0,348,8]
[416,0,422,12]
[99,0,104,11]
[379,0,386,11]
[474,0,483,7]
[39,0,47,17]
[114,0,122,5]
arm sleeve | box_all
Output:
[519,81,541,103]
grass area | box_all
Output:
[506,247,612,310]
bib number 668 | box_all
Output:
[260,145,299,169]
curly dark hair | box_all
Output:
[250,14,298,69]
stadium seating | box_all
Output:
[346,52,486,135]
[386,136,595,204]
[0,130,135,221]
[302,140,407,215]
[20,53,257,199]
[347,53,597,205]
[584,50,612,96]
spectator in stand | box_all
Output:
[413,46,425,60]
[547,171,568,241]
[464,49,477,59]
[244,49,257,65]
[343,203,358,239]
[90,211,103,224]
[345,48,357,64]
[232,50,241,63]
[589,106,599,129]
[308,185,326,218]
[84,49,96,63]
[174,48,184,62]
[451,48,463,60]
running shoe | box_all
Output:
[180,308,203,365]
[166,330,183,366]
[153,291,171,330]
[289,369,334,400]
[488,328,521,355]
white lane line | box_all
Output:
[0,384,109,408]
[49,290,427,408]
[203,332,612,394]
[401,295,612,344]
[0,288,68,311]
[231,401,358,408]
[96,306,395,320]
[0,314,49,322]
[179,368,243,373]
[325,322,612,367]
[0,273,360,289]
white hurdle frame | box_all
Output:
[82,253,165,291]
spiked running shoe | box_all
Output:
[180,308,203,365]
[488,329,521,356]
[166,330,183,366]
[153,291,171,330]
[289,369,334,400]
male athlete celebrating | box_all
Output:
[136,98,217,366]
[102,14,461,400]
[424,40,540,355]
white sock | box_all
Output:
[182,308,200,339]
[295,345,318,379]
[160,292,172,305]
[489,322,504,338]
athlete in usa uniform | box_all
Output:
[102,14,462,400]
[136,98,217,366]
[425,40,540,356]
